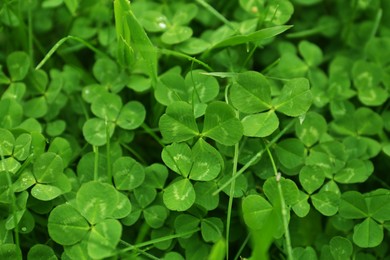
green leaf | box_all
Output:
[88,219,122,259]
[292,191,310,217]
[161,26,193,45]
[201,218,223,243]
[264,0,294,25]
[127,7,158,81]
[144,205,169,229]
[7,51,30,81]
[212,25,292,49]
[353,218,383,248]
[163,178,195,211]
[23,96,48,118]
[176,38,211,55]
[184,69,220,104]
[92,58,119,85]
[365,189,390,222]
[339,191,368,219]
[31,184,63,201]
[159,101,199,143]
[334,159,373,184]
[299,165,325,194]
[0,99,23,128]
[295,112,327,147]
[298,41,323,67]
[329,236,353,260]
[311,191,339,216]
[63,240,89,259]
[2,82,25,100]
[230,71,272,113]
[242,194,273,230]
[116,101,146,130]
[274,138,305,169]
[33,152,64,183]
[91,92,122,121]
[264,176,300,206]
[110,191,132,219]
[13,170,36,192]
[27,244,57,260]
[194,181,219,211]
[134,186,157,208]
[140,10,169,32]
[202,101,243,146]
[76,181,118,224]
[0,157,21,174]
[113,156,145,190]
[207,239,226,260]
[174,214,200,236]
[352,60,381,89]
[48,204,90,246]
[358,86,388,106]
[273,78,312,117]
[355,108,383,136]
[82,118,115,146]
[242,111,279,137]
[162,142,192,177]
[0,244,22,260]
[190,138,222,181]
[292,247,318,260]
[0,128,14,156]
[151,227,174,250]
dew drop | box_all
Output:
[158,22,167,29]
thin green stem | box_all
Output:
[264,144,293,260]
[368,8,382,43]
[0,148,19,248]
[213,119,296,195]
[195,0,236,31]
[135,221,151,244]
[121,143,147,165]
[225,83,239,259]
[119,228,201,254]
[226,137,239,259]
[142,123,165,148]
[233,233,251,260]
[158,48,213,71]
[93,146,99,181]
[27,0,34,64]
[105,119,112,184]
[35,35,108,70]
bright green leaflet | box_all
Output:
[88,219,122,259]
[242,194,273,230]
[230,71,272,114]
[113,156,145,190]
[202,101,243,146]
[48,204,90,246]
[163,178,196,211]
[27,244,57,260]
[76,181,119,224]
[273,78,312,117]
[159,101,199,143]
[241,111,279,137]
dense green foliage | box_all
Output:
[1,0,390,259]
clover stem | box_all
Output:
[264,144,293,260]
[105,119,112,184]
[142,123,165,148]
[226,116,240,259]
[213,119,296,195]
[93,145,99,181]
[0,148,19,248]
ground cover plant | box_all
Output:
[0,0,390,259]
